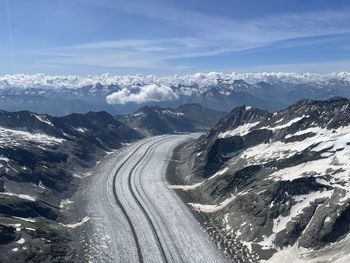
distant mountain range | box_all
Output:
[0,72,349,115]
[174,97,350,262]
[117,103,226,136]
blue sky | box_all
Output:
[1,0,350,75]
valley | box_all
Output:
[2,0,349,261]
[1,98,350,262]
[77,135,226,263]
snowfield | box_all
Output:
[218,122,260,138]
[0,192,36,201]
[33,114,54,126]
[0,126,64,147]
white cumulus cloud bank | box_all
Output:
[106,84,178,104]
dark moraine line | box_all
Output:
[112,140,149,263]
[132,141,185,263]
[112,137,171,263]
[126,138,174,263]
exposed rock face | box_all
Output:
[0,110,142,262]
[0,224,17,245]
[117,103,226,136]
[177,97,350,262]
[190,106,272,178]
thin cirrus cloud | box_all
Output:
[33,0,350,72]
[251,59,350,73]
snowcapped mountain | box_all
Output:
[1,72,350,89]
[0,110,142,262]
[171,97,350,262]
[0,72,349,115]
[117,103,226,136]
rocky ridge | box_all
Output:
[117,103,226,136]
[173,97,350,262]
[0,110,142,262]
